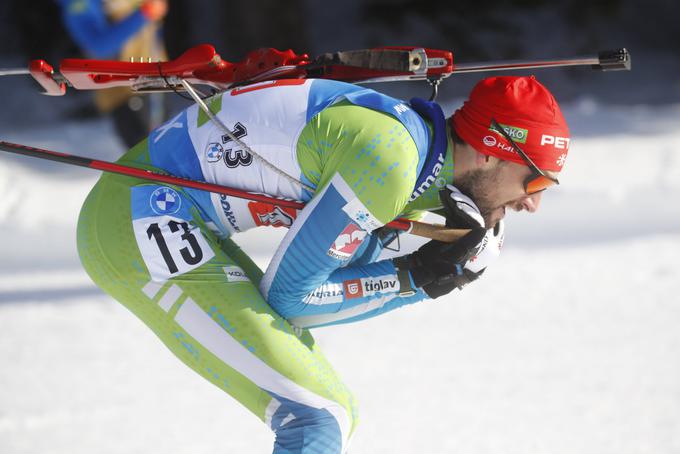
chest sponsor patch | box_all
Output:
[343,275,399,300]
[342,198,383,231]
[218,195,241,233]
[327,222,367,260]
[343,279,363,299]
[248,202,297,228]
[304,283,344,305]
[223,265,250,283]
[149,187,182,215]
[206,142,224,162]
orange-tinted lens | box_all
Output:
[525,174,559,194]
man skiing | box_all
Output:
[77,75,569,453]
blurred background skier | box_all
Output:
[57,0,168,147]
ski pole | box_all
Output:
[0,140,469,243]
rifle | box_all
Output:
[3,45,629,99]
[0,45,631,241]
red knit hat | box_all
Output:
[452,76,570,172]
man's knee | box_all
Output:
[266,393,358,454]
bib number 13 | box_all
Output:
[147,221,204,273]
[137,218,214,280]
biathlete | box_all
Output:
[77,75,569,453]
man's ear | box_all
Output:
[474,150,492,168]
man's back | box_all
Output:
[120,78,437,239]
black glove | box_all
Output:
[438,185,485,229]
[395,228,486,298]
[393,185,489,298]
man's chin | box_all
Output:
[483,207,505,229]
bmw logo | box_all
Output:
[150,187,181,215]
[206,142,224,162]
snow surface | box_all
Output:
[1,98,680,454]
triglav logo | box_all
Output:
[343,275,398,300]
[343,279,363,299]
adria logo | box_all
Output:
[306,287,344,305]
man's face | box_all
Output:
[454,158,552,227]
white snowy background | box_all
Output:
[1,80,680,453]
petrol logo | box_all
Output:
[540,134,571,150]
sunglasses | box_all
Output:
[490,118,559,195]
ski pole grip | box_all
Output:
[593,48,631,71]
[407,220,471,243]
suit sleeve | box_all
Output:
[259,103,430,328]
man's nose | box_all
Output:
[513,191,543,213]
